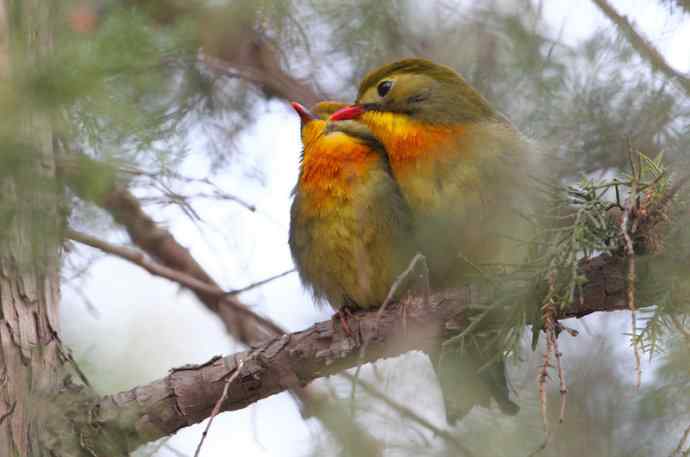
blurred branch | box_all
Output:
[65,229,286,326]
[60,154,282,343]
[201,52,323,106]
[123,0,325,105]
[592,0,690,96]
[351,377,474,456]
[669,423,690,457]
[657,0,690,16]
[91,254,631,451]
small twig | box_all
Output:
[670,314,690,348]
[163,444,192,457]
[591,0,690,96]
[193,358,246,457]
[65,283,101,319]
[620,149,642,390]
[224,269,296,296]
[377,253,428,320]
[646,173,690,221]
[538,271,555,436]
[526,438,549,457]
[66,228,284,336]
[669,424,690,457]
[550,329,567,423]
[350,254,429,417]
[537,325,552,433]
[351,377,476,457]
[139,191,257,213]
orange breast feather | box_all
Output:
[360,111,467,171]
[299,128,377,214]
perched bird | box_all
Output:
[289,101,416,319]
[331,59,534,421]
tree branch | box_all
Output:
[60,154,385,456]
[91,254,628,452]
[122,0,325,106]
[592,0,690,96]
[59,153,282,344]
[65,228,286,331]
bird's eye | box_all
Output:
[377,80,394,97]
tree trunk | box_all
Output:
[0,1,69,455]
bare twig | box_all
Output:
[550,329,567,423]
[670,314,690,348]
[224,269,295,296]
[66,229,284,336]
[193,358,246,457]
[351,254,429,415]
[352,377,475,457]
[669,424,690,457]
[526,439,549,457]
[377,253,429,320]
[163,444,192,457]
[591,0,690,96]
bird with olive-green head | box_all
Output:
[331,59,536,421]
[289,101,416,318]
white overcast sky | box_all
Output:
[60,1,689,456]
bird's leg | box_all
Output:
[400,300,408,334]
[334,302,357,337]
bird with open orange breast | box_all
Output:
[289,101,416,324]
[331,59,533,421]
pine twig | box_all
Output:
[620,150,642,390]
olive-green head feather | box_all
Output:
[292,100,384,151]
[355,58,496,124]
[311,101,347,119]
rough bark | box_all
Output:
[87,254,627,452]
[0,2,69,456]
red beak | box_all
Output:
[291,102,317,123]
[329,105,366,121]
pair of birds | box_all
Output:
[288,58,533,423]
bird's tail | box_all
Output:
[428,339,519,423]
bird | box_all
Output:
[289,101,417,326]
[330,58,534,422]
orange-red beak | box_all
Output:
[329,105,366,121]
[291,102,316,123]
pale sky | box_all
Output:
[60,1,689,456]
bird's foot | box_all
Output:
[400,300,408,335]
[333,305,356,338]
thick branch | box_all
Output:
[592,0,690,96]
[61,154,384,456]
[59,153,281,344]
[94,255,627,451]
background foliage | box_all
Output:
[1,1,688,456]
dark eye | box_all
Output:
[377,80,393,97]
